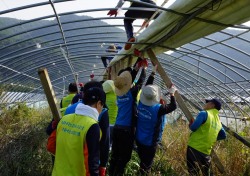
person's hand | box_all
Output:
[107,10,118,17]
[169,84,177,95]
[152,64,158,73]
[160,98,165,105]
[137,59,148,68]
[99,167,106,176]
[134,48,141,57]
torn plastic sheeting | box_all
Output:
[109,0,250,66]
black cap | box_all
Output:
[83,81,103,93]
[83,87,106,106]
[205,98,222,110]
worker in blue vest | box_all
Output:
[136,67,177,174]
[187,98,226,176]
[109,57,147,176]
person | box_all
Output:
[101,44,117,68]
[187,98,227,176]
[102,80,118,146]
[63,81,110,176]
[60,82,78,108]
[108,58,146,176]
[47,82,78,135]
[135,66,177,174]
[107,0,160,50]
[50,87,106,176]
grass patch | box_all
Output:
[0,103,52,176]
[0,104,249,176]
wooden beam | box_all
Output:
[38,68,61,121]
[147,49,194,121]
[147,48,225,174]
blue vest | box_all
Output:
[64,101,81,115]
[136,102,161,146]
[115,90,134,126]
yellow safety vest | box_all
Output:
[52,114,97,176]
[188,109,222,155]
[62,94,76,108]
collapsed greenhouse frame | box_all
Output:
[0,0,250,142]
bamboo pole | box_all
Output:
[147,48,225,174]
[38,68,61,121]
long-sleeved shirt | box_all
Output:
[86,124,100,176]
[98,110,110,167]
[190,111,227,140]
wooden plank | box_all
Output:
[38,68,61,121]
[147,49,194,121]
[147,48,225,174]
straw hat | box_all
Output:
[114,71,132,96]
[140,85,161,106]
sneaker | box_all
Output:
[124,37,136,50]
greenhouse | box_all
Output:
[0,0,249,175]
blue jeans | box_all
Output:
[124,0,159,39]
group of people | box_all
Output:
[46,56,226,176]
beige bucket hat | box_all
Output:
[114,71,132,96]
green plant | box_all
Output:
[0,103,52,176]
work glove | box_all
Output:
[137,59,148,68]
[169,84,177,94]
[99,167,106,176]
[107,10,118,17]
[134,48,141,57]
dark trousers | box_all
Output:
[109,125,114,146]
[186,146,213,176]
[109,126,134,176]
[137,141,157,175]
[124,0,159,39]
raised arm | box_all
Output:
[107,0,124,17]
[158,85,177,116]
[145,64,157,86]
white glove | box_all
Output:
[169,85,177,94]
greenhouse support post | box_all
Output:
[38,68,61,122]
